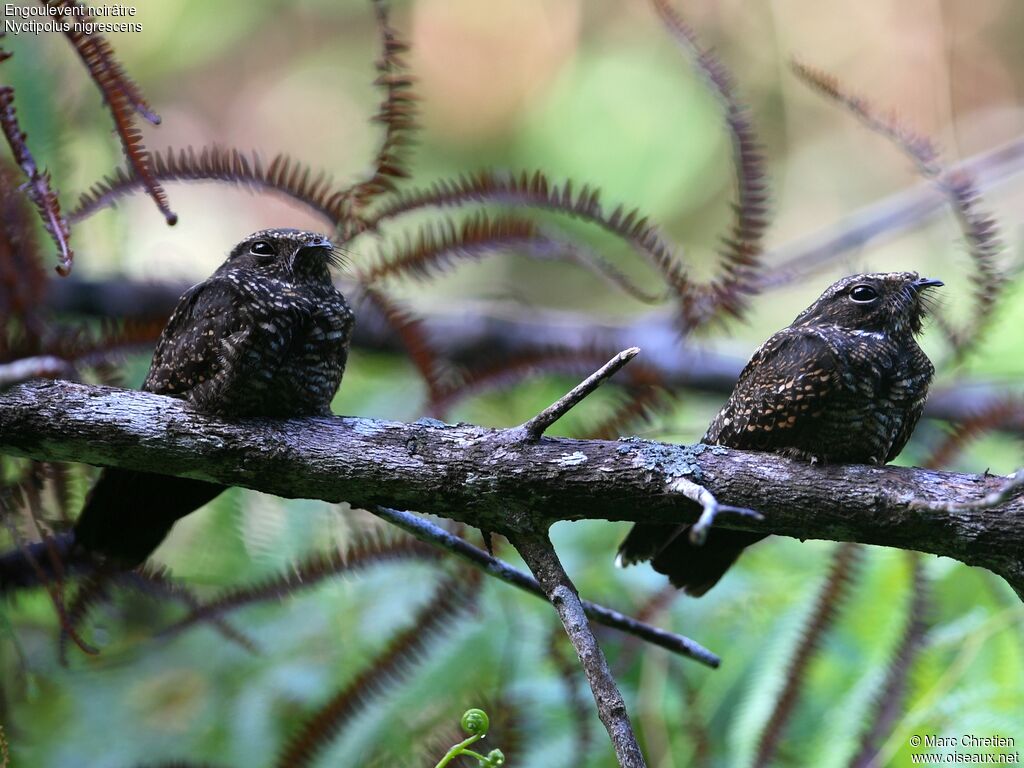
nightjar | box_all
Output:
[73,228,354,566]
[617,272,942,596]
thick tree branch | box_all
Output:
[508,530,647,768]
[1,380,1023,599]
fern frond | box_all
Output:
[356,285,453,403]
[50,0,176,225]
[0,88,74,275]
[940,171,1006,357]
[343,0,418,213]
[792,61,1006,359]
[121,567,260,654]
[0,162,47,329]
[583,384,673,440]
[274,568,482,768]
[72,146,351,226]
[922,396,1024,470]
[651,0,769,321]
[161,534,442,639]
[792,61,942,175]
[848,553,930,768]
[364,169,694,308]
[58,569,113,665]
[429,343,664,417]
[360,212,549,286]
[753,542,863,766]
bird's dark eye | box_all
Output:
[250,241,276,258]
[850,284,878,303]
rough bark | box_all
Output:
[1,379,1022,598]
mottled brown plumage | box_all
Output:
[618,272,942,596]
[74,228,354,566]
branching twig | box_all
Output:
[909,467,1024,513]
[517,347,640,441]
[508,531,647,768]
[372,506,720,667]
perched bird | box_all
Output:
[617,272,942,596]
[73,228,354,567]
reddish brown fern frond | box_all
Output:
[364,169,693,304]
[939,170,1006,356]
[529,222,668,305]
[792,61,942,175]
[72,146,352,227]
[49,0,176,225]
[651,0,769,322]
[667,665,713,768]
[356,285,453,403]
[161,534,442,640]
[429,343,664,418]
[0,161,47,331]
[358,213,542,285]
[344,0,418,213]
[922,396,1024,470]
[58,568,113,665]
[753,542,863,766]
[0,87,74,275]
[119,566,260,654]
[365,211,667,307]
[792,61,1006,359]
[16,317,166,376]
[275,568,482,768]
[0,500,97,655]
[583,384,674,441]
[849,553,930,768]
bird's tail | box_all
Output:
[617,523,765,597]
[73,468,225,568]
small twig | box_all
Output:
[373,507,720,667]
[669,476,764,545]
[517,347,640,441]
[508,530,647,768]
[909,468,1024,513]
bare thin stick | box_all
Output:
[669,476,763,545]
[910,468,1024,513]
[518,347,640,440]
[373,506,720,667]
[509,531,647,767]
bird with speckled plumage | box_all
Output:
[74,228,354,566]
[617,272,943,596]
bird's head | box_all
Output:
[791,272,943,336]
[221,228,343,284]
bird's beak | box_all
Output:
[291,237,334,270]
[912,277,944,290]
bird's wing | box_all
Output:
[142,280,233,396]
[702,328,841,451]
[142,277,309,413]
